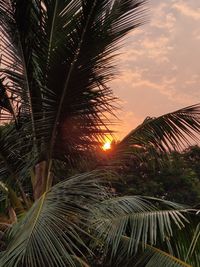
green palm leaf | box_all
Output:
[92,197,200,267]
[186,223,200,261]
[109,220,200,267]
[0,171,107,267]
[168,219,200,266]
[109,236,192,267]
[92,196,192,256]
[143,246,191,267]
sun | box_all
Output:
[102,141,111,151]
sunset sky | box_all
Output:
[111,0,200,140]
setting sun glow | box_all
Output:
[102,141,111,151]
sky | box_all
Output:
[110,0,200,140]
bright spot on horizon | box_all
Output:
[102,141,111,151]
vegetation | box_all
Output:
[0,0,199,266]
[117,146,200,205]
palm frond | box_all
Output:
[92,196,192,257]
[0,0,34,123]
[0,123,36,185]
[0,0,148,174]
[168,218,200,266]
[109,236,192,267]
[0,171,107,267]
[110,217,200,267]
[186,223,200,261]
[115,104,200,163]
[39,0,147,172]
[143,245,191,267]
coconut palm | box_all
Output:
[0,0,199,266]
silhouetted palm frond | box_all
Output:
[115,104,200,164]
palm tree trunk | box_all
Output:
[32,161,52,199]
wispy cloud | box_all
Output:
[173,1,200,20]
[150,3,176,32]
[140,36,173,63]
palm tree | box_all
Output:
[0,0,199,266]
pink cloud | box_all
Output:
[150,3,176,32]
[173,1,200,20]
